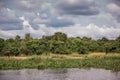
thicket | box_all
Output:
[0,32,120,56]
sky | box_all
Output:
[0,0,120,39]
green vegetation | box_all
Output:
[0,53,120,71]
[0,32,120,71]
[0,32,120,56]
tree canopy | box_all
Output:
[0,32,120,56]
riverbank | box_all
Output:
[0,53,120,71]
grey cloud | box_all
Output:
[29,23,40,30]
[56,0,99,16]
[12,0,55,11]
[0,2,5,9]
[104,0,120,23]
[32,16,74,27]
[0,24,23,30]
[112,0,120,6]
[113,0,120,22]
[107,2,120,23]
[0,0,56,11]
[0,8,22,30]
[45,18,74,27]
[0,0,119,40]
[116,15,120,22]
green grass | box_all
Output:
[0,54,120,71]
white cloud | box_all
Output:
[67,0,78,4]
[57,24,120,39]
[19,16,37,34]
[19,16,31,26]
[107,3,120,22]
[67,0,93,4]
[0,23,120,39]
[107,3,120,12]
[0,30,15,38]
[0,0,120,40]
[91,12,113,20]
[37,13,40,16]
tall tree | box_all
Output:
[116,36,120,42]
[15,35,21,42]
[52,32,67,41]
[0,38,4,52]
[24,33,32,41]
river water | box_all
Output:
[0,68,120,80]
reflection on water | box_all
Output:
[0,68,120,80]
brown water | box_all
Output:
[0,68,120,80]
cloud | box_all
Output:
[33,18,46,24]
[0,23,119,39]
[0,1,5,9]
[0,24,22,30]
[12,0,55,11]
[32,16,74,27]
[17,2,74,28]
[112,0,120,6]
[0,30,16,38]
[0,0,120,39]
[88,12,116,27]
[56,0,99,16]
[13,0,40,11]
[0,8,18,22]
[107,3,120,14]
[45,17,74,27]
[19,16,31,27]
[0,8,22,30]
[107,3,120,22]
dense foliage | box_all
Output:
[0,32,120,56]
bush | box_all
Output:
[78,46,89,54]
[10,47,19,56]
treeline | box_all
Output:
[0,32,120,56]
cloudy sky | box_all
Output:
[0,0,120,39]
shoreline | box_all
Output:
[0,53,120,71]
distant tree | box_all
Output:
[116,36,120,42]
[0,32,120,56]
[24,33,32,41]
[66,38,89,54]
[10,46,19,56]
[82,37,92,41]
[19,41,30,56]
[15,35,21,42]
[52,32,67,41]
[26,39,49,55]
[3,41,20,56]
[0,38,4,53]
[42,35,52,41]
[78,46,89,54]
[66,38,80,52]
[96,37,109,52]
[115,36,120,53]
[50,41,70,54]
[4,51,10,57]
[6,38,15,43]
[88,40,99,52]
[100,37,109,42]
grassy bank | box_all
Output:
[0,53,120,71]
